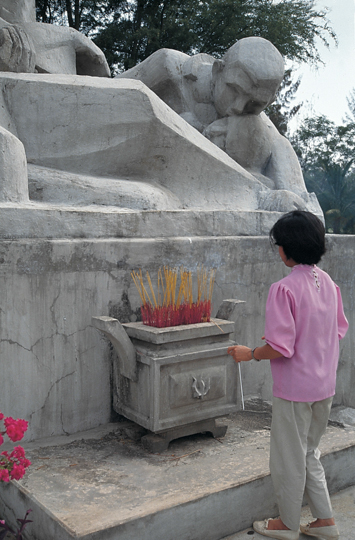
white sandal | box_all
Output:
[300,522,339,540]
[253,519,299,540]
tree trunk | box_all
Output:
[66,0,74,27]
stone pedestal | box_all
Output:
[93,317,238,451]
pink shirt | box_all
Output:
[265,265,348,402]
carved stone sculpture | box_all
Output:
[0,0,321,216]
[0,0,110,76]
[118,38,312,203]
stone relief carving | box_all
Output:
[0,0,109,75]
[118,38,313,206]
[0,0,321,216]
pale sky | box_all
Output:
[289,0,355,131]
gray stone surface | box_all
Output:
[0,0,109,75]
[0,7,352,453]
[0,1,321,216]
[223,485,355,540]
[0,0,35,24]
[330,406,355,427]
[0,71,315,214]
[0,126,28,201]
[93,317,237,437]
[0,411,354,540]
[122,317,235,344]
[0,206,295,239]
[118,38,321,215]
[0,234,353,443]
[92,316,137,380]
[27,166,181,211]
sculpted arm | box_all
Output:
[117,49,192,116]
[69,27,110,77]
[0,19,110,76]
[26,23,110,76]
[262,113,307,195]
[0,18,35,72]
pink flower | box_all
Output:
[11,446,26,459]
[10,464,26,481]
[0,415,30,483]
[0,469,10,482]
[4,418,28,442]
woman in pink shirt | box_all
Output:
[228,210,348,540]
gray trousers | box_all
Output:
[270,396,334,531]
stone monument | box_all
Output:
[0,1,352,481]
[118,37,317,211]
[5,0,355,451]
[0,0,321,218]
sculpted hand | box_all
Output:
[72,31,110,77]
[0,25,35,73]
[227,345,252,363]
[203,118,228,150]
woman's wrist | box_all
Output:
[251,347,260,361]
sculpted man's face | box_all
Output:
[212,38,284,117]
[213,62,277,117]
[0,0,35,23]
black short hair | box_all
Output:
[269,211,326,265]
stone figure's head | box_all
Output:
[212,37,284,117]
[0,0,35,23]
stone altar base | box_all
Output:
[0,223,354,444]
[0,203,283,239]
[0,408,354,540]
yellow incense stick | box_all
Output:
[146,272,157,308]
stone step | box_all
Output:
[223,485,355,540]
[0,204,281,239]
[0,411,354,540]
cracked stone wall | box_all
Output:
[0,235,353,442]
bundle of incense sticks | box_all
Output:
[131,266,216,328]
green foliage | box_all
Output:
[36,0,121,32]
[36,0,336,73]
[265,68,303,136]
[291,115,355,234]
[95,0,200,71]
[345,88,355,123]
[189,0,335,62]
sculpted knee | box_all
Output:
[0,127,29,202]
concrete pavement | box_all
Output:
[223,484,355,540]
[0,404,354,540]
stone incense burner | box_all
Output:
[93,302,241,452]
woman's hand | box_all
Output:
[227,345,252,363]
[228,342,282,362]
